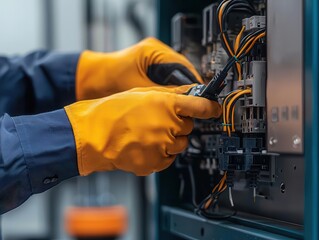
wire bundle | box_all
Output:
[222,88,252,136]
[200,1,266,99]
[217,0,255,78]
[195,172,236,219]
[216,0,265,135]
[191,0,267,220]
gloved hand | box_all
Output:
[76,37,203,100]
[65,85,221,176]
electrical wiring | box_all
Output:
[218,0,234,57]
[199,57,236,99]
[213,1,263,143]
[222,90,241,132]
[225,89,252,136]
[217,0,256,79]
[194,1,265,221]
[242,32,266,55]
[199,28,265,100]
[234,26,246,80]
[229,90,252,133]
[222,89,252,136]
[195,172,236,220]
[236,30,266,58]
[218,1,235,56]
[220,29,264,134]
[237,28,265,51]
[197,173,227,209]
[231,105,236,132]
[226,89,252,131]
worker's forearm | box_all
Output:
[0,51,80,116]
[0,109,79,214]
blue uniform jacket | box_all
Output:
[0,51,80,214]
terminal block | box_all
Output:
[171,13,204,72]
[202,3,219,46]
[218,135,276,186]
[237,61,266,133]
[242,16,266,31]
[171,13,202,52]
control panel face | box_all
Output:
[165,0,304,229]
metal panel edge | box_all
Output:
[304,0,319,239]
[162,206,302,240]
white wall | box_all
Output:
[52,0,86,51]
[0,0,44,55]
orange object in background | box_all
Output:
[64,205,128,239]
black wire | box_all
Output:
[223,8,255,33]
[200,57,236,98]
[237,28,265,53]
[196,194,212,211]
[224,4,256,31]
[203,1,264,99]
[236,28,266,56]
[218,0,257,74]
[224,2,256,18]
[198,208,237,220]
[224,57,237,72]
[237,33,266,60]
[222,3,256,31]
[202,34,265,98]
[195,187,237,220]
[217,1,233,57]
[237,31,258,50]
[226,90,251,128]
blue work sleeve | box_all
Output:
[0,109,78,214]
[0,51,80,116]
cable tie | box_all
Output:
[222,123,232,126]
[233,55,239,62]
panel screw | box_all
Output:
[269,137,278,146]
[292,135,301,148]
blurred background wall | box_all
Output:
[0,0,156,239]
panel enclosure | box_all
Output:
[154,0,308,240]
[266,0,304,154]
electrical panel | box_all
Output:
[157,1,304,239]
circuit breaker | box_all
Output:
[155,1,306,239]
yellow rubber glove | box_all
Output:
[76,37,203,100]
[65,85,221,176]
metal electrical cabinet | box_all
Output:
[153,0,319,239]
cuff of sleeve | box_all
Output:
[12,109,79,194]
[42,52,80,107]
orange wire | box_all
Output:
[237,32,266,57]
[234,26,246,80]
[226,89,252,136]
[204,198,213,209]
[223,90,241,132]
[218,1,234,56]
[244,32,266,54]
[218,175,227,191]
[205,173,227,210]
[234,26,246,52]
[231,106,236,132]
